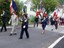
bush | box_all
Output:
[29,16,35,24]
[0,0,10,26]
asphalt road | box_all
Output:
[0,27,63,48]
[54,38,64,48]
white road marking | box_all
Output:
[48,36,64,48]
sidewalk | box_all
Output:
[0,24,64,34]
[29,24,64,34]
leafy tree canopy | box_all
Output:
[31,0,57,13]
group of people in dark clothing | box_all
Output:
[0,0,61,40]
[34,11,59,34]
[0,9,29,39]
[0,8,59,39]
[34,11,48,34]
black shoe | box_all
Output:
[13,33,17,35]
[4,30,7,32]
[19,37,22,39]
[0,30,2,32]
[0,31,2,32]
[9,34,13,36]
[27,37,29,39]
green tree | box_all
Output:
[31,0,57,13]
[0,0,10,25]
[0,0,2,2]
[43,0,57,13]
[15,0,24,15]
[58,0,64,5]
[0,0,24,25]
[31,0,40,11]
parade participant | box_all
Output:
[54,16,59,30]
[0,9,7,32]
[34,11,39,27]
[41,16,47,34]
[34,16,39,27]
[43,12,47,17]
[9,0,18,36]
[8,12,18,36]
[43,12,49,24]
[53,9,59,30]
[19,13,29,39]
[51,9,59,30]
[50,17,55,31]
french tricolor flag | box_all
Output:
[10,0,17,14]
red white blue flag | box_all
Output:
[10,0,17,14]
[40,0,43,12]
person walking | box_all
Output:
[9,0,18,36]
[8,12,18,36]
[54,16,59,30]
[0,9,7,32]
[34,11,39,27]
[50,17,55,31]
[19,13,29,39]
[34,16,39,27]
[41,17,47,34]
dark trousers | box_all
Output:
[20,28,29,38]
[55,21,58,29]
[0,23,7,32]
[34,22,38,27]
[42,25,46,30]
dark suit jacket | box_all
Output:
[2,11,7,23]
[21,17,28,29]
